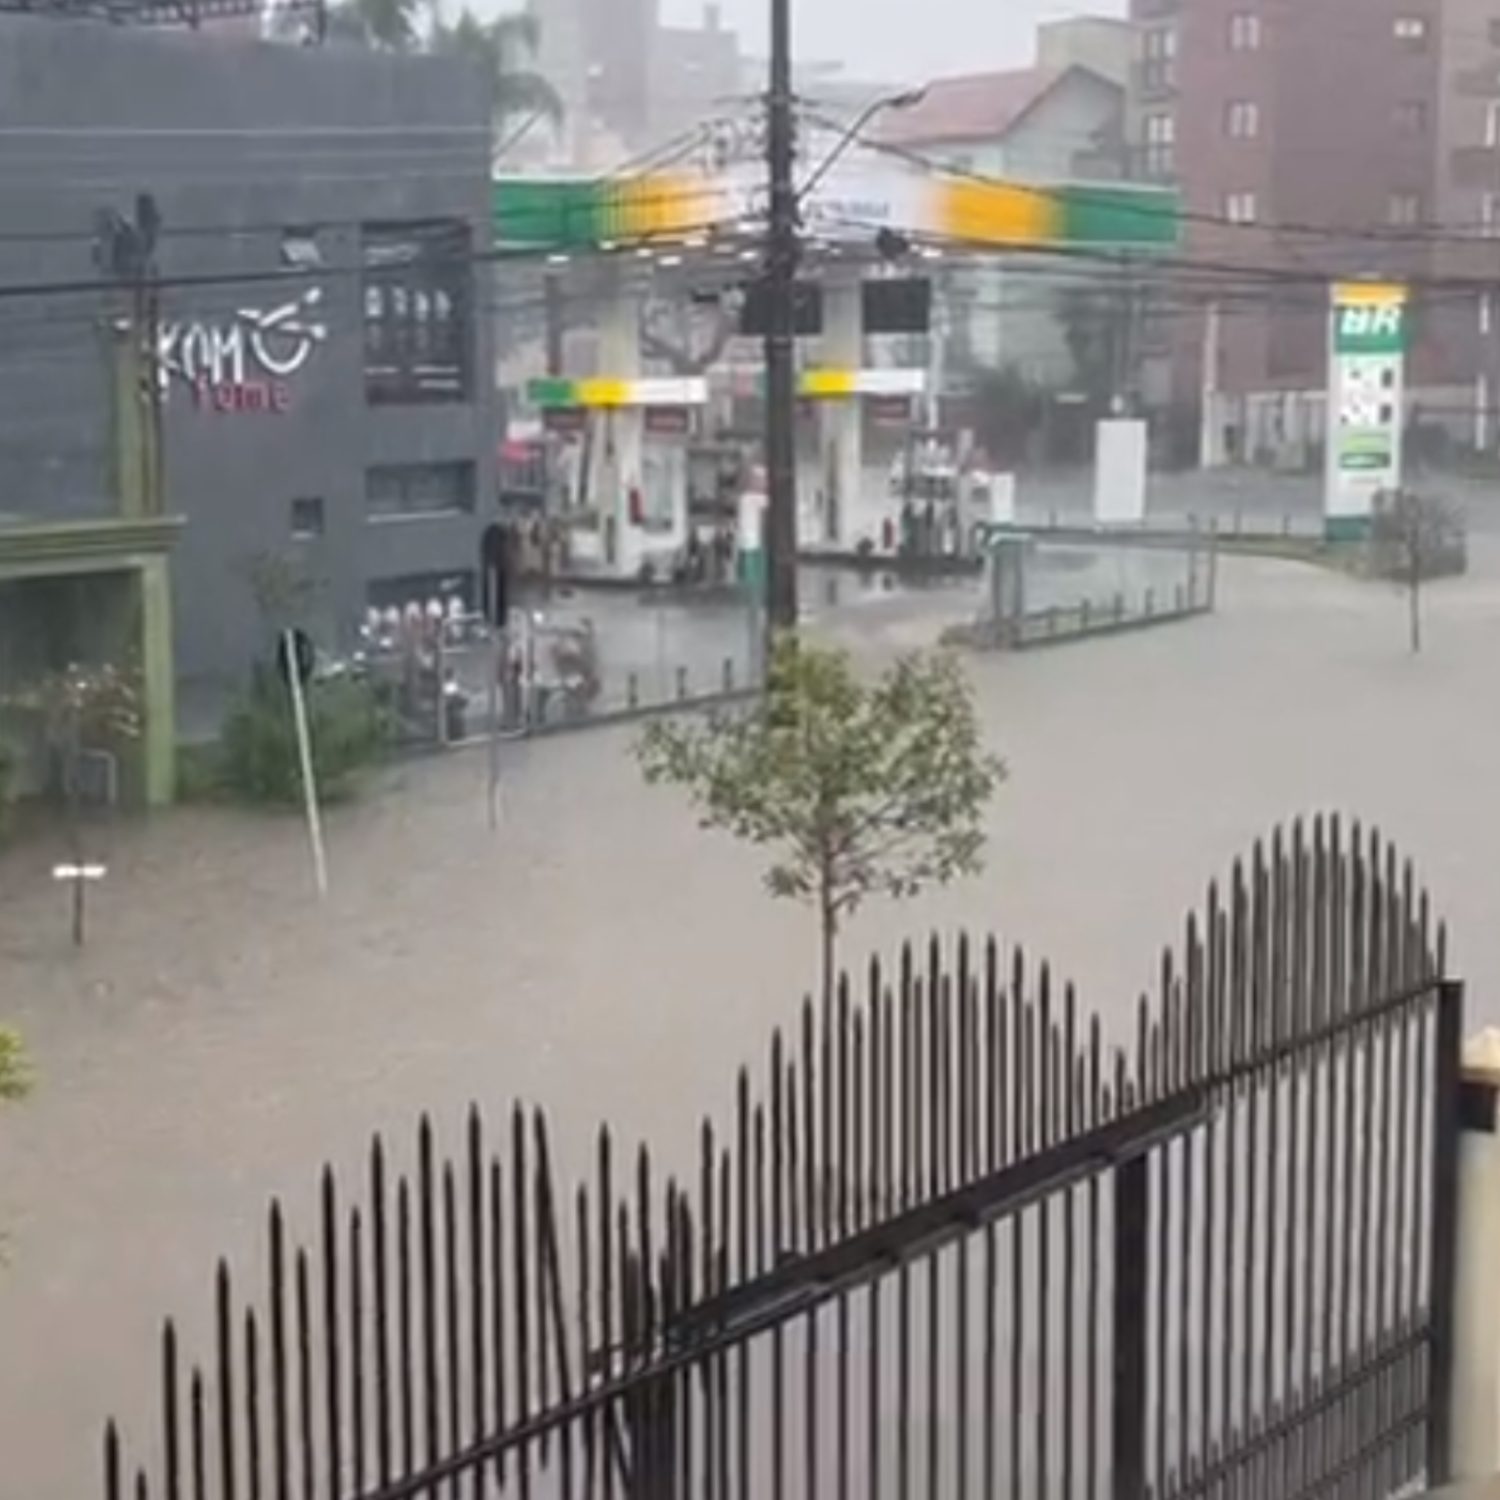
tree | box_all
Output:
[5,661,140,803]
[967,365,1042,469]
[0,1028,30,1106]
[639,641,1005,1002]
[430,11,562,142]
[0,1025,31,1258]
[325,1,563,159]
[3,662,141,942]
[325,0,420,49]
[642,296,738,377]
[1370,489,1466,653]
[1057,284,1132,408]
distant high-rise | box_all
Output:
[533,0,657,151]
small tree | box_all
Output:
[1370,489,1465,653]
[5,661,140,805]
[0,1025,31,1256]
[0,1028,30,1106]
[639,641,1005,1001]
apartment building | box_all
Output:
[1129,0,1500,461]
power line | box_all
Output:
[802,106,1500,252]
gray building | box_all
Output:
[0,15,497,724]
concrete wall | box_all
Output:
[0,17,496,713]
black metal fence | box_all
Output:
[102,817,1462,1500]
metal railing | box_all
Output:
[101,817,1462,1500]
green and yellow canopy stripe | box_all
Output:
[495,174,1179,253]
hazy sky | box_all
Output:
[660,0,1124,83]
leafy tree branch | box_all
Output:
[639,640,1005,1002]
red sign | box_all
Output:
[191,377,291,415]
[645,406,692,436]
[543,406,587,435]
[869,395,913,425]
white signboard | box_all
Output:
[1093,419,1148,526]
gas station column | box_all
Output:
[817,275,864,548]
[589,263,646,572]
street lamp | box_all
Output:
[760,35,927,637]
[797,88,928,205]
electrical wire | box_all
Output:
[798,105,1500,251]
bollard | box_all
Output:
[1233,509,1243,537]
[1144,588,1155,617]
[722,657,734,693]
[628,672,639,711]
[676,665,688,702]
[1048,606,1058,637]
[1080,599,1091,632]
[1282,513,1291,537]
[1114,592,1125,622]
[1175,583,1185,613]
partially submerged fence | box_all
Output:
[973,533,1215,650]
[101,817,1461,1500]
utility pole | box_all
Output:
[96,194,163,519]
[763,0,799,634]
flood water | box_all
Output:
[6,543,1500,1499]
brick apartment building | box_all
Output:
[1129,0,1500,464]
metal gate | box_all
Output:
[102,817,1461,1500]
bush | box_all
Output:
[220,671,389,806]
[0,1026,30,1103]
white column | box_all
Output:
[817,276,864,548]
[1452,1030,1500,1478]
[588,265,645,575]
[1199,301,1222,470]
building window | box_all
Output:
[1228,11,1261,50]
[1393,15,1429,48]
[366,461,477,520]
[1482,193,1500,237]
[1140,25,1176,90]
[1394,100,1428,134]
[362,221,472,405]
[290,496,325,539]
[1387,191,1422,225]
[1486,100,1500,147]
[1224,191,1258,224]
[1224,100,1260,138]
[1143,110,1175,175]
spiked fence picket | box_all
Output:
[103,816,1461,1500]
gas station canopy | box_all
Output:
[493,163,1179,255]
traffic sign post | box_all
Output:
[52,860,107,947]
[282,627,328,899]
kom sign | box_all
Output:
[1325,282,1407,538]
[157,287,327,414]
